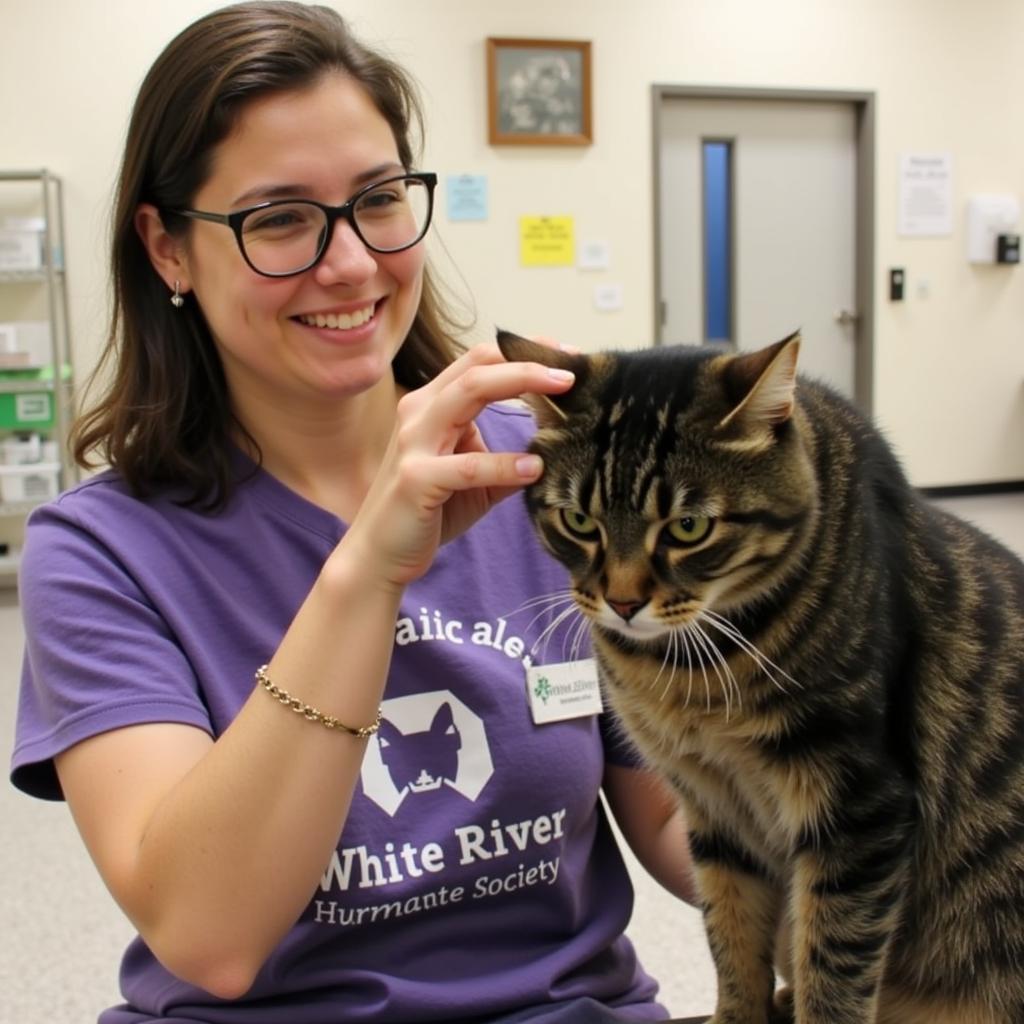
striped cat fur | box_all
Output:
[497,330,1024,1024]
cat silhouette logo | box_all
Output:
[360,691,494,816]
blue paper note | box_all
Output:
[446,175,489,222]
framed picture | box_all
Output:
[486,38,592,146]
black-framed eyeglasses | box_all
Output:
[169,171,437,278]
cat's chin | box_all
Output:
[595,613,672,644]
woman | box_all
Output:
[10,4,695,1022]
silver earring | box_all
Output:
[170,280,185,308]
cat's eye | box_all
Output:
[559,508,601,539]
[664,515,714,546]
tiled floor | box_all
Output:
[1,492,1021,1022]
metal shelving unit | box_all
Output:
[0,169,76,586]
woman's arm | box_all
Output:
[56,555,401,1000]
[603,763,699,907]
[53,344,575,999]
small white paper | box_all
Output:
[445,174,489,222]
[593,283,623,312]
[526,659,603,725]
[898,152,953,237]
[578,239,611,270]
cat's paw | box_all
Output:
[767,986,794,1024]
[706,1012,772,1024]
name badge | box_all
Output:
[526,659,603,724]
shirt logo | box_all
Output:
[360,691,494,816]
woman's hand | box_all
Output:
[342,341,574,590]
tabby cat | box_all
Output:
[497,329,1024,1024]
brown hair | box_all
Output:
[73,1,464,508]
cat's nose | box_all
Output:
[607,598,648,623]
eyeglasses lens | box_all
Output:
[239,177,431,275]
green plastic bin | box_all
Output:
[0,389,54,430]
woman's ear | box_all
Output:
[134,203,191,296]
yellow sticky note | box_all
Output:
[520,216,575,267]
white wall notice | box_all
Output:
[898,152,953,237]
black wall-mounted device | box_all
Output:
[997,233,1020,264]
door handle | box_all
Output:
[834,309,860,326]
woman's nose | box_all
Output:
[312,217,378,285]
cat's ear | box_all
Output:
[719,332,800,434]
[496,329,589,428]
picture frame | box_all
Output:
[486,38,593,146]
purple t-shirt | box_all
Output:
[11,404,667,1024]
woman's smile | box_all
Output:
[294,302,378,331]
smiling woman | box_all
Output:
[72,6,460,510]
[9,3,698,1024]
[133,72,434,470]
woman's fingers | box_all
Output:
[401,354,574,451]
[398,449,544,503]
[415,342,577,409]
[342,340,573,587]
[416,339,505,393]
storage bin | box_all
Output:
[0,389,53,429]
[0,433,42,464]
[0,461,60,503]
[0,216,45,271]
[0,321,51,368]
[0,229,44,271]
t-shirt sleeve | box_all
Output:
[10,500,213,801]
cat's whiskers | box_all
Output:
[676,624,714,713]
[529,602,582,662]
[522,598,580,645]
[660,629,687,703]
[687,621,738,719]
[679,628,697,709]
[503,589,579,657]
[504,590,578,635]
[685,625,717,714]
[567,610,592,664]
[651,626,679,696]
[701,609,802,692]
[694,620,743,718]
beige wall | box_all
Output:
[3,0,1022,487]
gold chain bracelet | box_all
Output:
[254,664,382,739]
